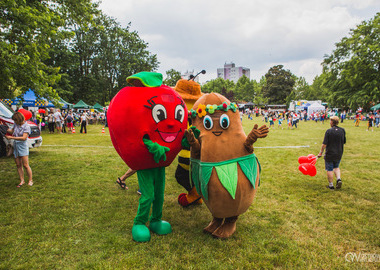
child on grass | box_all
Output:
[269,116,274,128]
[5,111,33,187]
[278,117,283,129]
[367,113,374,132]
[288,116,293,129]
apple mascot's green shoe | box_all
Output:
[132,224,151,243]
[108,72,188,243]
[149,220,172,235]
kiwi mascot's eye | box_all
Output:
[219,114,230,129]
[203,115,213,130]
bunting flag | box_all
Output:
[1,99,12,106]
[190,154,261,201]
[35,100,46,106]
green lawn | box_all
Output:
[1,118,379,269]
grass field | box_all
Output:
[1,118,379,269]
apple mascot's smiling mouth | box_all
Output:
[156,129,182,143]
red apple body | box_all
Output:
[108,85,188,170]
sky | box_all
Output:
[99,0,379,84]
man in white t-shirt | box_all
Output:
[53,109,63,134]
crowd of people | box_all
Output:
[28,106,380,134]
[2,104,377,191]
[240,108,380,131]
[34,108,107,134]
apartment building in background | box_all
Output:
[217,62,250,83]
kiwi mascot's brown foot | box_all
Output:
[178,187,203,207]
[203,217,224,234]
[211,216,238,239]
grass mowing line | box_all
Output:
[42,144,114,148]
[255,145,310,149]
[42,144,310,149]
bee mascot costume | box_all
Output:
[108,72,188,242]
[173,78,204,207]
[185,92,268,239]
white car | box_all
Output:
[0,101,43,154]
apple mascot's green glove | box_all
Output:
[143,137,170,163]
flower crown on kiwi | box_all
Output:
[189,102,238,118]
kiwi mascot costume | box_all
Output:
[173,78,203,207]
[185,93,269,239]
[108,72,188,242]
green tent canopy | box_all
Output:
[73,100,92,109]
[60,98,73,109]
[370,103,380,111]
[93,103,104,110]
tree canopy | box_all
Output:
[200,13,380,109]
[1,5,379,110]
[262,65,295,104]
[234,75,256,102]
[201,76,268,104]
[0,0,65,100]
[163,69,182,86]
[201,78,235,101]
[322,12,380,110]
[0,0,158,105]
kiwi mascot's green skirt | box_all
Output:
[190,153,261,201]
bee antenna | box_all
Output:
[189,70,206,81]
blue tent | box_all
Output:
[3,89,55,107]
[302,103,311,110]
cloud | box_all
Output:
[99,0,380,84]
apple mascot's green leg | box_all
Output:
[132,139,172,242]
[107,72,188,242]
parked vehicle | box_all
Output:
[0,100,43,153]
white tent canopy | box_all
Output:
[307,103,325,116]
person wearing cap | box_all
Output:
[317,116,346,189]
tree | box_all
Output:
[42,0,100,103]
[48,7,159,104]
[306,74,330,101]
[322,12,380,110]
[253,76,268,105]
[163,69,181,86]
[0,0,64,99]
[0,0,159,105]
[262,65,295,104]
[234,75,256,102]
[82,15,158,103]
[286,76,310,104]
[201,78,235,100]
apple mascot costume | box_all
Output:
[185,92,268,239]
[108,72,188,242]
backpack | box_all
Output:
[48,114,54,123]
[66,115,73,123]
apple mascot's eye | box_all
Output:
[203,115,213,130]
[175,105,185,123]
[152,104,167,123]
[219,114,230,129]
